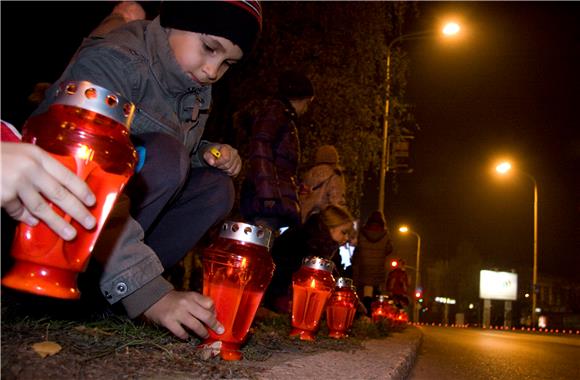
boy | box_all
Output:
[31,1,263,340]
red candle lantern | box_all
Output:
[202,221,275,360]
[2,81,137,299]
[326,277,358,339]
[371,295,398,323]
[396,309,409,325]
[290,256,335,341]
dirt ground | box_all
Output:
[1,289,388,380]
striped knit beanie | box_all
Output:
[160,1,262,55]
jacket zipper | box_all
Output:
[177,88,202,145]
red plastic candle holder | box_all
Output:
[202,221,274,360]
[371,295,398,324]
[290,256,335,341]
[326,277,358,339]
[2,81,137,299]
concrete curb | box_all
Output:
[256,326,423,380]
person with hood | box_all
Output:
[299,144,347,223]
[350,210,394,312]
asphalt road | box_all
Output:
[409,326,580,380]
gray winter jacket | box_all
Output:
[34,18,215,317]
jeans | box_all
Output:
[128,132,234,269]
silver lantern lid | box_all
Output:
[376,294,390,303]
[53,81,135,129]
[302,256,335,273]
[219,221,273,250]
[335,277,353,289]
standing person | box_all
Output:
[350,210,394,313]
[299,144,347,223]
[27,1,263,340]
[239,70,315,232]
[263,205,354,314]
[386,258,410,309]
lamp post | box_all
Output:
[378,22,461,212]
[495,161,539,327]
[398,225,422,323]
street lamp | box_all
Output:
[398,225,422,323]
[495,161,539,327]
[378,22,462,212]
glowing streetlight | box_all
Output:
[379,22,462,212]
[398,225,422,323]
[442,22,461,36]
[494,160,539,327]
[495,162,511,174]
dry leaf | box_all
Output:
[32,341,62,358]
[196,341,222,360]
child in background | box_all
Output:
[299,144,347,223]
[263,205,354,314]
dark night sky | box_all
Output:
[378,2,580,280]
[1,2,578,281]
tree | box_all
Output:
[207,1,418,218]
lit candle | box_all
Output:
[2,81,137,300]
[326,277,358,339]
[202,222,275,360]
[290,256,335,341]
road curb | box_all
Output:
[256,326,423,380]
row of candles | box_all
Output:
[202,222,409,360]
[0,83,404,363]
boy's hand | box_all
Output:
[142,290,225,340]
[203,144,241,177]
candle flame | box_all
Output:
[310,279,316,288]
[76,144,94,161]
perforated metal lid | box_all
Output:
[301,256,335,273]
[335,277,353,288]
[219,221,273,249]
[53,81,135,128]
[376,294,390,303]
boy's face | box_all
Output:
[168,29,243,86]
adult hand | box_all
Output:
[89,1,146,37]
[142,290,225,340]
[203,144,242,177]
[111,1,146,22]
[1,142,96,240]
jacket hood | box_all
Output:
[104,18,211,102]
[361,228,387,243]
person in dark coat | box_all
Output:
[263,205,354,313]
[239,70,315,232]
[351,210,394,314]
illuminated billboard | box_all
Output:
[479,270,518,300]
